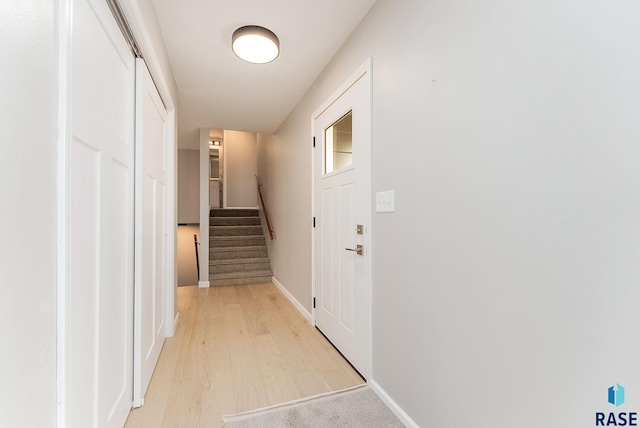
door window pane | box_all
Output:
[324,111,352,174]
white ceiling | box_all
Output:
[152,0,377,149]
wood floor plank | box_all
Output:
[124,282,364,428]
[162,377,202,428]
[172,296,206,381]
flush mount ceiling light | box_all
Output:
[232,25,280,64]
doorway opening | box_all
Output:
[209,139,223,209]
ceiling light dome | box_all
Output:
[232,25,280,64]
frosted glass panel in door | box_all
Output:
[324,111,353,174]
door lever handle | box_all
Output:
[344,244,364,256]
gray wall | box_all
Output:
[0,2,57,425]
[261,0,640,426]
[257,133,272,240]
[178,148,200,223]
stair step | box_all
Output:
[210,216,261,226]
[209,257,271,273]
[210,256,270,266]
[209,270,273,286]
[209,246,268,260]
[210,236,265,247]
[208,208,270,286]
[210,209,258,217]
[210,225,263,236]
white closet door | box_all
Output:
[134,59,169,406]
[68,0,135,425]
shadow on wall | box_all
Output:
[177,224,200,286]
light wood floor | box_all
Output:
[124,282,364,428]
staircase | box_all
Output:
[209,208,273,286]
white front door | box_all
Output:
[313,60,372,379]
[68,0,135,425]
[134,59,168,406]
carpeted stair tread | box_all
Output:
[209,270,273,286]
[210,209,258,217]
[210,245,267,252]
[210,225,264,236]
[210,257,270,266]
[210,276,274,286]
[208,208,272,286]
[210,236,265,247]
[209,246,268,260]
[210,216,261,226]
[209,269,273,280]
[209,257,271,273]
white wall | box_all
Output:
[178,148,200,223]
[257,134,269,185]
[262,0,640,426]
[224,130,258,208]
[0,2,57,426]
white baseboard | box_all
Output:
[369,379,419,428]
[271,276,313,324]
[198,280,210,288]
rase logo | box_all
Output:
[596,384,637,426]
[610,384,626,408]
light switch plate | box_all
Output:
[376,190,395,213]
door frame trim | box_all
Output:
[310,57,373,378]
[56,1,71,426]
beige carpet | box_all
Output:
[222,385,404,428]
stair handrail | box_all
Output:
[194,234,200,281]
[255,175,275,240]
